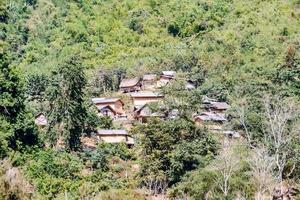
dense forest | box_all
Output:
[1,0,300,199]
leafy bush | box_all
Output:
[133,118,219,189]
[82,143,134,170]
[10,148,135,199]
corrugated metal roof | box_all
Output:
[130,92,164,98]
[162,71,176,76]
[92,97,121,104]
[97,129,128,135]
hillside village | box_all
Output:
[2,0,300,199]
[35,70,240,148]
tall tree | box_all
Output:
[47,54,87,151]
[0,42,38,158]
[232,94,300,198]
[0,1,38,157]
[262,95,299,187]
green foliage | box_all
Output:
[0,12,39,157]
[46,53,87,151]
[274,46,300,97]
[88,68,126,96]
[94,189,146,200]
[82,143,133,170]
[132,117,218,187]
[169,146,255,199]
[98,116,114,129]
[1,0,297,102]
[2,0,300,198]
[14,149,83,198]
[26,150,83,180]
[9,148,136,199]
[98,143,133,161]
[169,138,217,184]
[0,116,13,158]
[289,138,300,181]
[25,73,49,101]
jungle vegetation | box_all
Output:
[1,0,300,199]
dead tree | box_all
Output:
[143,174,168,196]
[210,143,243,197]
[248,146,276,200]
[262,94,300,197]
[231,94,300,199]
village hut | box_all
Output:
[96,129,134,146]
[161,71,176,79]
[194,112,227,123]
[130,92,164,106]
[92,98,125,117]
[157,71,176,87]
[34,113,47,127]
[210,102,230,113]
[194,111,227,130]
[133,104,164,123]
[119,77,141,93]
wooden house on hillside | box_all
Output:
[35,112,47,127]
[157,71,176,87]
[142,74,157,90]
[130,92,164,106]
[119,77,141,93]
[133,104,163,123]
[194,111,227,131]
[96,129,134,146]
[194,112,227,123]
[210,102,230,113]
[201,96,230,113]
[92,98,125,117]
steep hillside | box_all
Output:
[10,0,300,80]
[1,0,300,199]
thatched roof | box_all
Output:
[126,137,135,145]
[120,77,140,88]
